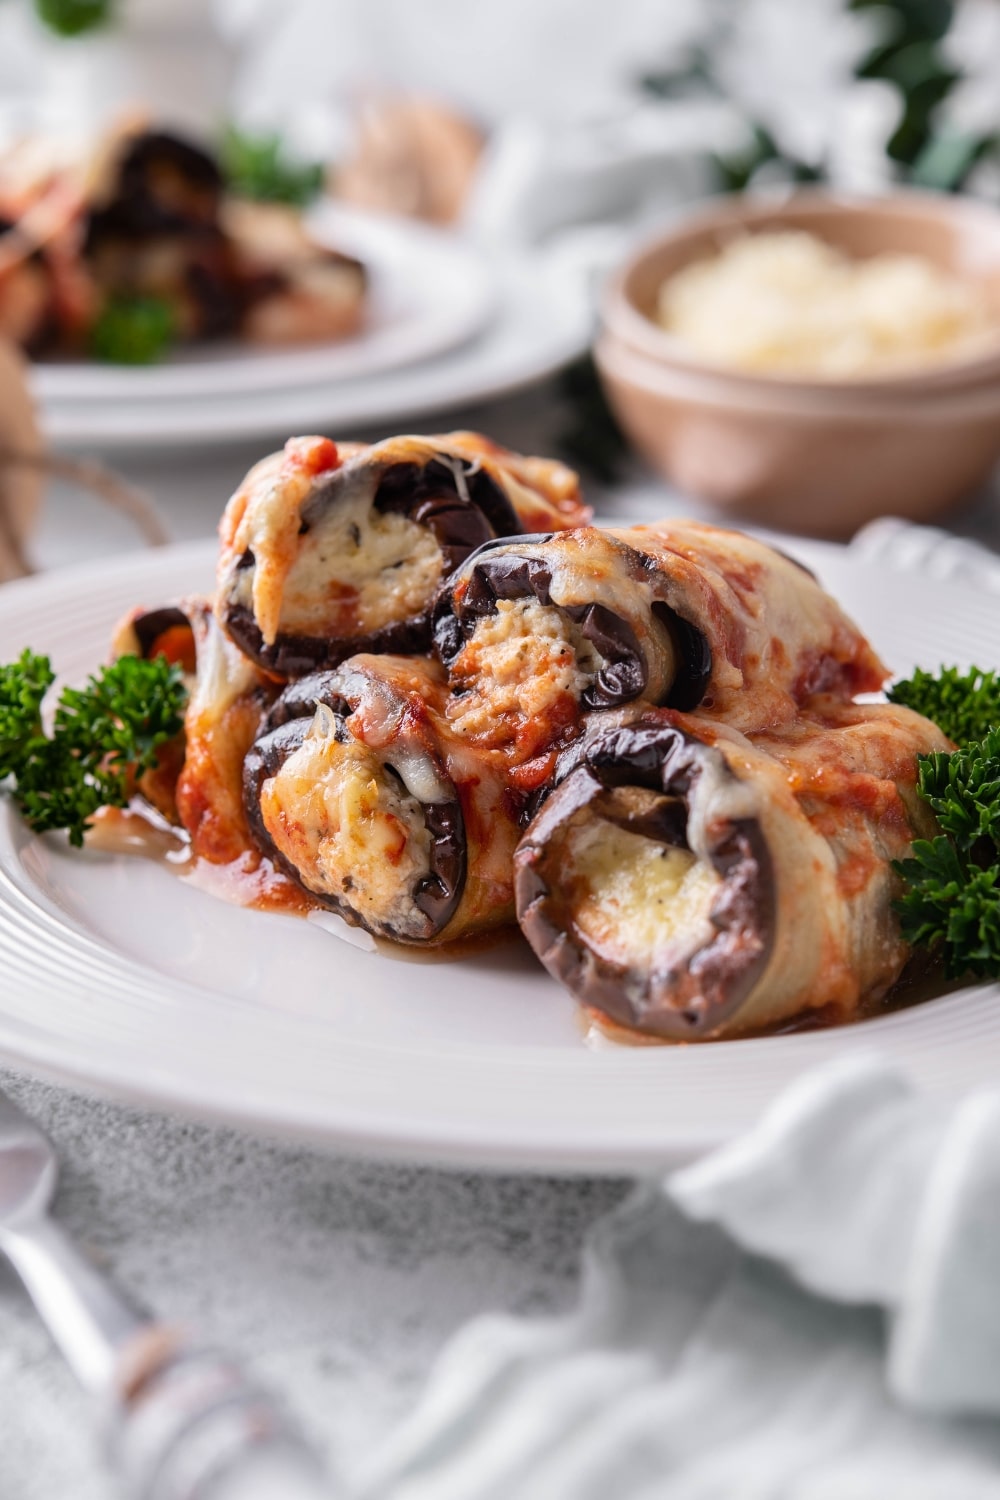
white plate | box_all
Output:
[1,538,997,1172]
[32,205,495,403]
[38,250,591,449]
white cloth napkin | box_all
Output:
[354,1056,1000,1500]
[344,522,1000,1500]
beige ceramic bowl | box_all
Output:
[596,191,1000,536]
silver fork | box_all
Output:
[0,1084,336,1500]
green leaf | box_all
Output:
[888,666,1000,746]
[34,0,113,37]
[220,128,324,208]
[0,650,54,779]
[910,131,997,192]
[894,838,1000,979]
[915,731,1000,851]
[90,295,176,366]
[0,651,187,846]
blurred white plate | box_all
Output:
[39,248,591,448]
[2,537,994,1171]
[32,205,495,403]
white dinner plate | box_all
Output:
[31,205,495,403]
[0,537,997,1173]
[37,249,592,449]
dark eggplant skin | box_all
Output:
[433,532,713,715]
[219,451,522,678]
[514,715,775,1040]
[85,130,224,243]
[221,602,442,681]
[243,671,467,941]
[128,605,193,660]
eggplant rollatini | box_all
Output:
[514,699,950,1041]
[114,598,278,867]
[433,522,886,774]
[243,654,522,943]
[217,432,587,679]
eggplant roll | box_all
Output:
[216,432,588,678]
[433,522,886,768]
[514,700,950,1041]
[85,129,243,342]
[115,598,278,863]
[244,654,522,943]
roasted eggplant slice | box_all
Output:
[217,432,588,678]
[433,519,885,771]
[85,129,223,240]
[515,700,950,1041]
[433,528,685,767]
[244,654,522,943]
[609,521,887,730]
[114,597,278,860]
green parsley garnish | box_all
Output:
[888,665,1000,748]
[34,0,113,36]
[220,127,324,208]
[895,839,1000,980]
[90,295,176,365]
[891,669,1000,979]
[0,651,187,847]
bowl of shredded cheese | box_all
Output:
[597,190,1000,534]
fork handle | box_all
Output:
[2,1219,334,1499]
[1,1216,145,1392]
[110,1339,334,1500]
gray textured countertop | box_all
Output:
[0,1068,625,1499]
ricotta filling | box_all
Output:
[235,478,444,642]
[259,712,434,937]
[447,598,602,749]
[566,818,721,968]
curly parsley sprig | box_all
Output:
[891,667,1000,979]
[888,665,1000,748]
[0,651,187,847]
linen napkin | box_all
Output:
[345,521,1000,1500]
[354,1056,1000,1500]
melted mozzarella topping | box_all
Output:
[567,819,721,965]
[447,598,601,748]
[259,712,433,936]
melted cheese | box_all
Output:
[567,819,721,965]
[232,473,443,641]
[259,711,433,937]
[447,598,600,748]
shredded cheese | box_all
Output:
[657,231,996,377]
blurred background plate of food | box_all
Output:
[36,243,591,447]
[1,121,496,402]
[31,196,497,401]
